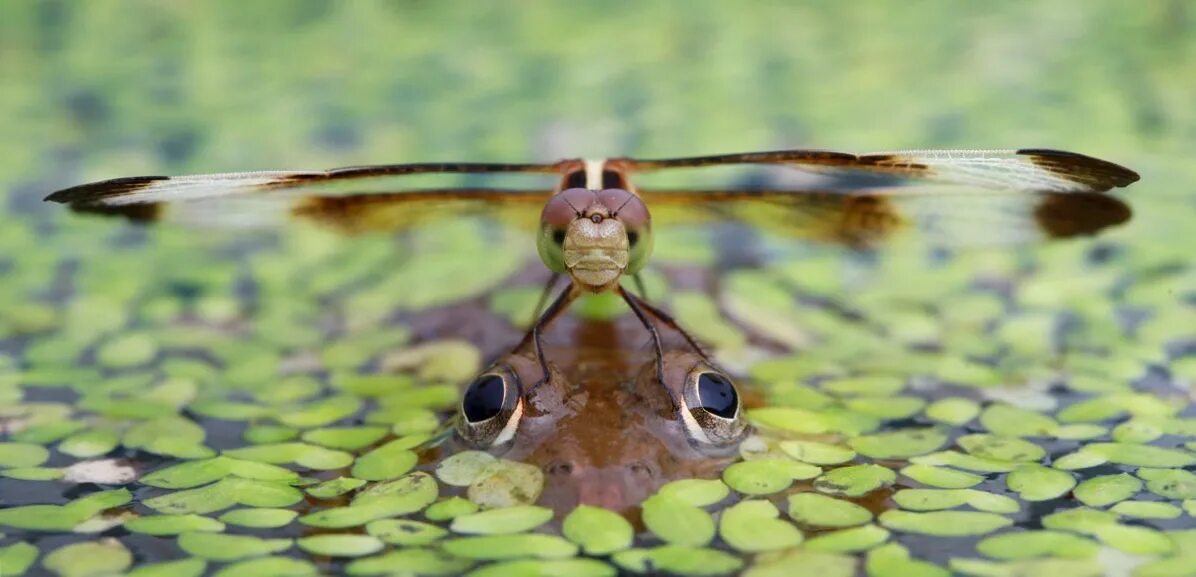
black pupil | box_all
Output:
[552,229,566,245]
[462,375,506,422]
[564,171,587,188]
[696,372,738,418]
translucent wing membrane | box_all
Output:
[45,162,569,206]
[69,188,554,233]
[621,148,1139,193]
[642,188,1131,249]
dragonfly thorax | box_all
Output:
[537,187,653,293]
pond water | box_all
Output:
[2,3,1195,577]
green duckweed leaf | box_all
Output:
[562,505,635,555]
[126,558,207,577]
[925,397,980,425]
[803,524,890,553]
[912,450,1019,473]
[426,496,480,521]
[301,472,438,528]
[642,495,716,546]
[787,492,872,527]
[815,464,896,497]
[0,488,132,531]
[301,426,388,450]
[441,534,579,560]
[178,532,292,561]
[893,489,1018,513]
[450,505,553,535]
[1084,442,1196,467]
[975,530,1099,559]
[345,548,473,575]
[723,458,820,495]
[466,559,616,577]
[211,556,316,577]
[778,440,856,465]
[741,550,854,577]
[223,442,354,470]
[124,514,225,535]
[1138,468,1196,499]
[296,534,384,557]
[719,500,804,552]
[1134,555,1196,577]
[657,478,730,506]
[243,424,299,444]
[0,442,49,468]
[0,542,39,576]
[367,519,449,545]
[879,510,1012,536]
[866,543,949,577]
[43,539,132,577]
[1073,473,1141,507]
[1112,420,1164,443]
[747,407,831,434]
[306,476,367,499]
[844,396,926,419]
[1109,500,1183,519]
[957,434,1045,462]
[1006,464,1076,501]
[435,450,498,487]
[275,395,363,428]
[613,545,743,576]
[95,332,158,368]
[141,456,297,489]
[58,428,119,458]
[143,478,302,514]
[900,464,983,488]
[948,558,1104,577]
[2,466,64,480]
[12,420,86,445]
[979,404,1059,437]
[1052,450,1109,470]
[850,427,947,459]
[352,440,419,481]
[468,460,544,508]
[218,508,297,528]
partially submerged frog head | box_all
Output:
[455,346,748,514]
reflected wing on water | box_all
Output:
[623,148,1139,193]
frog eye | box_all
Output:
[457,368,524,448]
[680,367,747,448]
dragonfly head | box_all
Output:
[538,187,653,292]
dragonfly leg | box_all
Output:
[632,272,649,301]
[515,283,580,384]
[620,288,709,360]
[618,286,666,383]
[527,273,561,329]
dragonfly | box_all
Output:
[46,148,1138,453]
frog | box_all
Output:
[453,310,749,515]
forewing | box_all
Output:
[623,148,1139,193]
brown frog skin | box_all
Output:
[455,316,749,516]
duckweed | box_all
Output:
[562,505,635,555]
[450,505,553,535]
[719,500,804,552]
[787,492,873,527]
[641,495,716,546]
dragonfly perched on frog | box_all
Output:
[47,147,1138,511]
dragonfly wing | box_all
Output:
[623,148,1139,193]
[642,187,1131,249]
[45,161,570,233]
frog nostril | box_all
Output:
[546,461,574,477]
[628,461,656,480]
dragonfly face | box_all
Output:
[456,345,746,513]
[537,186,653,292]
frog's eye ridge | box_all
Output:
[463,374,506,423]
[696,372,737,419]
